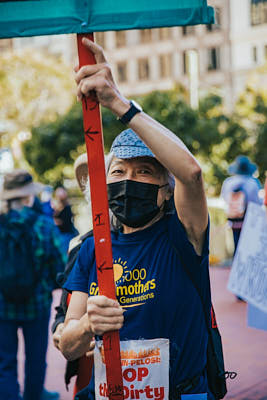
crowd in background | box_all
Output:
[0,173,78,400]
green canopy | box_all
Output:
[0,0,214,39]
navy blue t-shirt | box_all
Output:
[64,210,211,396]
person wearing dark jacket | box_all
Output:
[0,169,66,400]
[53,187,79,253]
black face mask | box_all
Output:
[107,180,167,228]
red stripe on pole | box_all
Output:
[77,33,124,400]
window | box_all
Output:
[183,51,188,75]
[0,39,13,50]
[158,28,171,40]
[159,54,172,78]
[206,8,221,31]
[95,32,105,49]
[117,62,127,83]
[251,0,267,26]
[115,31,126,48]
[138,58,150,80]
[206,25,212,32]
[253,46,258,63]
[183,50,199,75]
[140,29,152,43]
[182,26,195,36]
[207,48,221,71]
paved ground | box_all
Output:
[208,268,267,400]
[18,267,267,400]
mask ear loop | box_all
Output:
[158,183,174,214]
[158,183,170,211]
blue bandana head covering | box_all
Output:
[110,129,155,159]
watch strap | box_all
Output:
[119,101,141,124]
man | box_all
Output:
[60,39,212,399]
[0,169,66,400]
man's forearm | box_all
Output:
[112,99,201,184]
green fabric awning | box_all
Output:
[0,0,214,39]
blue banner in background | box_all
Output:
[0,0,214,39]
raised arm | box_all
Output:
[128,112,208,255]
[75,38,208,255]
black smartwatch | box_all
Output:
[119,100,143,124]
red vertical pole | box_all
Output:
[77,33,124,400]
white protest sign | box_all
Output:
[94,338,169,400]
[228,202,267,312]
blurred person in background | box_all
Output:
[53,186,79,253]
[40,185,54,218]
[52,153,94,399]
[32,195,44,214]
[0,169,66,400]
[221,155,262,254]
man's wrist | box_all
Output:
[51,316,65,333]
[80,313,93,338]
[118,100,143,124]
[109,96,130,119]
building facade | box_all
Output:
[229,0,267,101]
[3,0,267,109]
[94,3,231,103]
[95,0,267,109]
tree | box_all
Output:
[24,81,267,193]
[4,49,265,192]
[235,63,267,182]
[138,90,250,194]
[22,88,226,191]
[23,102,84,185]
[23,102,126,186]
[0,49,75,157]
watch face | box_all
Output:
[131,100,142,112]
